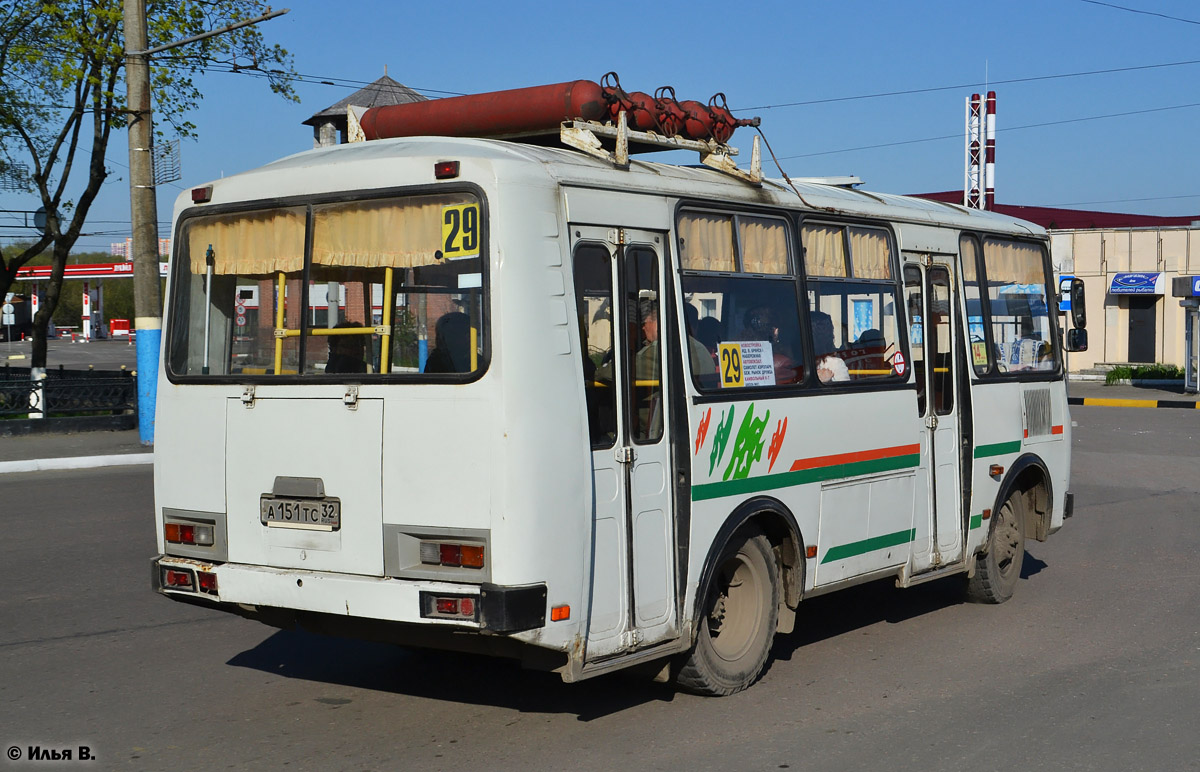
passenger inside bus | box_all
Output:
[682,304,720,380]
[737,304,801,385]
[424,311,473,373]
[325,322,368,374]
[812,311,850,383]
[694,315,722,362]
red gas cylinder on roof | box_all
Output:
[359,80,609,140]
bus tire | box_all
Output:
[966,490,1026,604]
[677,530,778,696]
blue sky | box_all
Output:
[4,0,1200,254]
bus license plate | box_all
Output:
[259,496,341,531]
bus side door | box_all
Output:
[905,258,967,571]
[571,226,678,660]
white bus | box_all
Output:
[153,131,1086,695]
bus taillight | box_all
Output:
[164,522,215,546]
[420,541,485,569]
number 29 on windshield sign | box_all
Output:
[442,204,480,259]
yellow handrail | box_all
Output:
[381,267,393,373]
[273,272,285,375]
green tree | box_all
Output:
[0,0,295,370]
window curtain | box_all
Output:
[312,197,462,268]
[187,208,306,275]
[679,212,736,271]
[983,239,1046,286]
[739,216,789,274]
[960,235,980,282]
[802,224,847,277]
[848,227,892,279]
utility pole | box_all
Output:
[123,1,288,445]
[123,0,158,445]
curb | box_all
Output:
[0,452,153,475]
[1068,397,1200,410]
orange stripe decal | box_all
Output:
[790,444,921,473]
[1051,425,1064,435]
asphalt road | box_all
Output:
[3,339,137,372]
[1,406,1198,772]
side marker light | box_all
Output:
[550,605,570,622]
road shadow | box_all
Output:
[228,550,1049,714]
[227,629,676,720]
[771,548,1049,662]
[1021,550,1048,579]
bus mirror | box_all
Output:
[1070,278,1086,329]
[1065,327,1088,352]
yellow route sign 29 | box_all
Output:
[441,204,480,259]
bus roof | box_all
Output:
[178,136,1044,238]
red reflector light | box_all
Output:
[191,185,212,203]
[164,569,193,589]
[198,571,218,593]
[434,161,460,179]
[436,597,460,615]
[440,543,462,566]
[459,598,475,616]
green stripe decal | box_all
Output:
[969,513,983,530]
[821,529,917,564]
[691,453,920,502]
[974,440,1021,459]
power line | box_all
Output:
[1050,192,1200,206]
[1077,0,1200,26]
[772,100,1200,161]
[736,58,1200,112]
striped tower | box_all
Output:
[984,91,996,210]
[966,94,982,209]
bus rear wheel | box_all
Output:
[967,490,1026,604]
[676,530,778,696]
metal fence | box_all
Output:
[0,366,137,420]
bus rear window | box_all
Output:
[167,193,486,379]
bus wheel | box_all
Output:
[967,490,1026,604]
[677,530,778,696]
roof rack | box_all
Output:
[347,105,762,186]
[560,111,762,186]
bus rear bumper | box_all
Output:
[151,556,546,634]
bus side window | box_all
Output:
[903,265,926,415]
[573,244,617,448]
[801,223,902,384]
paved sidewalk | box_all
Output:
[0,429,151,474]
[1067,379,1199,408]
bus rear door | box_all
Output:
[571,226,679,661]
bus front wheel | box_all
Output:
[967,490,1026,603]
[677,530,778,696]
